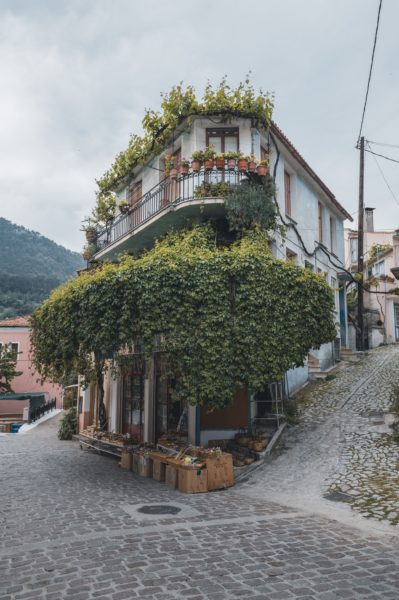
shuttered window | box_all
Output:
[128,180,142,205]
[284,171,291,216]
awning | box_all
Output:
[0,393,47,401]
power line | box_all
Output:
[364,148,399,164]
[366,141,399,206]
[357,0,383,145]
[368,140,399,149]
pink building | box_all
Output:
[0,316,62,418]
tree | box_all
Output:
[0,346,22,393]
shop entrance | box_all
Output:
[154,353,187,440]
[121,355,145,442]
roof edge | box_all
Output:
[270,122,353,222]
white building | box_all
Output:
[79,115,352,445]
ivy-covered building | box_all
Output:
[75,86,352,446]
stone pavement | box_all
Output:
[1,347,399,599]
[243,344,399,527]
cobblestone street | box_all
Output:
[2,347,399,600]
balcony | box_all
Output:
[95,167,255,260]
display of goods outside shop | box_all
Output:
[118,436,235,494]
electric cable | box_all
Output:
[357,0,383,145]
[366,141,399,206]
[268,129,397,296]
[364,148,399,165]
[368,140,399,149]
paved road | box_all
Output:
[243,345,399,527]
[1,347,399,600]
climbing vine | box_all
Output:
[31,226,336,411]
[92,77,274,225]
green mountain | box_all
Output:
[0,218,84,319]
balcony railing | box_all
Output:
[96,167,252,252]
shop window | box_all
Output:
[122,356,145,442]
[154,353,187,440]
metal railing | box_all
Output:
[96,167,252,252]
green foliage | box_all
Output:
[58,407,77,440]
[225,179,277,233]
[368,243,392,263]
[94,77,274,224]
[0,346,22,393]
[0,218,84,319]
[31,226,336,411]
[194,181,232,199]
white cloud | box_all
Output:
[0,0,398,251]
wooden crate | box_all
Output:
[205,453,234,490]
[120,450,132,470]
[178,467,208,494]
[133,453,152,477]
[165,464,178,489]
[152,459,166,482]
[132,452,139,474]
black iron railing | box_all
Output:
[96,167,252,252]
[29,399,57,423]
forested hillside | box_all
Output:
[0,218,84,319]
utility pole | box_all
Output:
[357,136,365,351]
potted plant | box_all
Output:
[84,226,97,243]
[203,146,215,171]
[248,154,257,173]
[118,200,130,214]
[238,153,249,172]
[225,151,239,170]
[82,243,97,262]
[164,154,176,178]
[257,157,269,177]
[215,152,225,171]
[180,158,190,176]
[191,149,204,172]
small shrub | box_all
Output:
[58,407,77,440]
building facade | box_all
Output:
[345,208,399,349]
[0,316,63,417]
[79,116,352,445]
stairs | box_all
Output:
[308,354,337,380]
[340,346,362,362]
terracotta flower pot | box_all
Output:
[238,159,248,172]
[191,160,201,172]
[248,161,257,173]
[227,158,237,170]
[215,157,225,170]
[85,229,96,243]
[204,159,214,171]
[170,168,178,179]
[180,164,189,176]
[257,164,267,177]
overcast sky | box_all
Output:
[1,0,398,252]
